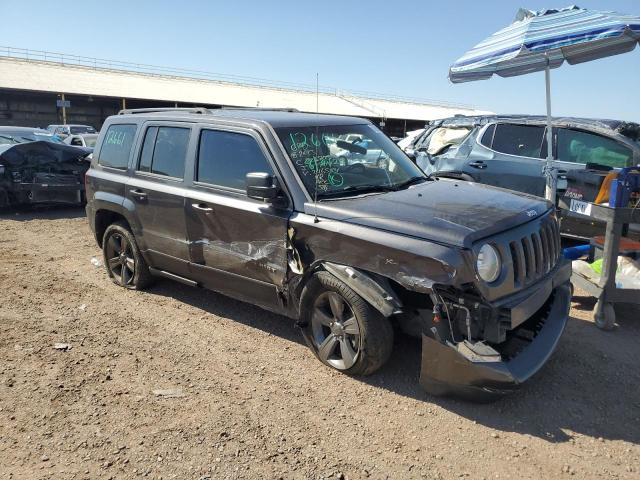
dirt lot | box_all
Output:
[0,207,639,480]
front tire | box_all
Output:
[300,271,394,375]
[102,222,153,290]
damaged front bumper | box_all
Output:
[11,182,84,204]
[419,269,571,402]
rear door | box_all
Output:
[471,123,548,196]
[184,125,290,307]
[126,122,193,276]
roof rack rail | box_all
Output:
[118,107,210,115]
[219,107,300,112]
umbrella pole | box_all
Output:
[544,65,557,204]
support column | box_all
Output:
[61,93,67,125]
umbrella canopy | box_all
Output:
[448,5,640,203]
[449,5,640,82]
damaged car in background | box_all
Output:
[85,108,571,401]
[412,115,640,240]
[0,126,92,207]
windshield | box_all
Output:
[0,130,65,145]
[276,124,425,198]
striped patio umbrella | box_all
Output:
[449,5,640,202]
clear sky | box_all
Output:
[1,0,638,120]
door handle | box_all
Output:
[192,203,213,212]
[130,188,147,198]
[468,161,487,169]
[557,169,567,180]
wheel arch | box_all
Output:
[295,261,403,319]
[94,209,132,248]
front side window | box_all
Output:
[422,127,472,155]
[490,124,545,158]
[197,130,273,190]
[98,124,137,169]
[557,128,632,168]
[138,126,190,178]
[276,124,424,198]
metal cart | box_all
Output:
[570,203,640,330]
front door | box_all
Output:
[126,123,193,276]
[185,126,290,307]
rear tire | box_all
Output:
[102,222,153,290]
[300,271,394,376]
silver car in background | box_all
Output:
[46,124,97,139]
[64,133,99,148]
[414,115,640,197]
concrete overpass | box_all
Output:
[0,47,490,136]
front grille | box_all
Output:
[508,216,560,288]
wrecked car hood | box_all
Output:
[305,179,550,248]
[0,141,92,165]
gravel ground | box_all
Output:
[0,207,639,480]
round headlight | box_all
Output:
[476,244,501,283]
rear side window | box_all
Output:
[489,124,545,158]
[557,128,632,168]
[197,130,273,190]
[98,124,137,169]
[138,126,190,178]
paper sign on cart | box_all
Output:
[569,199,592,216]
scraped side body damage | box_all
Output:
[286,212,466,298]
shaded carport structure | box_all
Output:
[0,47,489,137]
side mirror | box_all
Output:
[246,172,279,201]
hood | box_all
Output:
[305,179,550,248]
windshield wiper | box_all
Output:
[319,184,397,198]
[320,178,428,199]
[394,176,428,190]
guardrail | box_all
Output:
[0,46,475,110]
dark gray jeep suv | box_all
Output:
[85,107,572,400]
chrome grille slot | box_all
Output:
[532,232,544,275]
[510,241,523,287]
[540,225,551,272]
[522,236,535,282]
